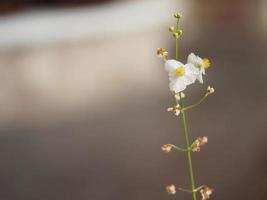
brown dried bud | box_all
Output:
[166,184,176,195]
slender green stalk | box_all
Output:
[181,107,197,200]
[178,187,193,193]
[175,19,179,60]
[175,17,197,200]
[183,93,208,111]
[176,38,179,60]
[170,144,188,152]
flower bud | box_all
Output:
[174,12,182,19]
[166,184,176,195]
[168,26,175,33]
[157,48,168,58]
[207,86,215,95]
[174,92,185,101]
[161,144,172,153]
[173,32,179,39]
[200,186,213,200]
[167,104,180,116]
[191,137,208,152]
[178,29,183,36]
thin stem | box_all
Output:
[175,19,179,60]
[178,187,193,193]
[194,185,205,192]
[182,93,209,111]
[176,38,178,60]
[178,186,204,194]
[170,144,188,152]
[175,17,197,200]
[180,98,197,200]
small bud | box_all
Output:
[178,29,183,36]
[174,12,182,19]
[166,184,176,195]
[167,107,173,112]
[173,32,179,39]
[200,186,213,200]
[161,144,172,153]
[175,92,185,101]
[168,26,175,33]
[201,136,208,144]
[174,110,180,116]
[167,105,180,116]
[157,48,168,58]
[207,86,215,95]
[191,137,208,152]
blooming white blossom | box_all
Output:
[187,53,210,84]
[165,60,196,93]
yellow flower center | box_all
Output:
[175,66,185,77]
[203,58,210,69]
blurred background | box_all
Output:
[0,0,266,200]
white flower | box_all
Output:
[187,53,211,84]
[165,60,196,93]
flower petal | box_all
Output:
[196,72,204,84]
[165,60,184,73]
[187,53,197,64]
[184,63,197,84]
[169,78,187,93]
[187,53,202,66]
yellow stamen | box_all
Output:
[175,66,185,77]
[203,58,211,69]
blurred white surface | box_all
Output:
[0,0,190,48]
[0,0,193,125]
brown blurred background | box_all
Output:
[0,0,266,200]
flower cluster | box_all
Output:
[191,136,208,152]
[166,184,214,200]
[157,12,215,200]
[162,53,211,93]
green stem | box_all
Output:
[176,38,178,59]
[175,16,197,200]
[180,103,197,200]
[170,144,188,152]
[182,93,208,111]
[194,185,205,192]
[175,18,179,60]
[178,187,193,193]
